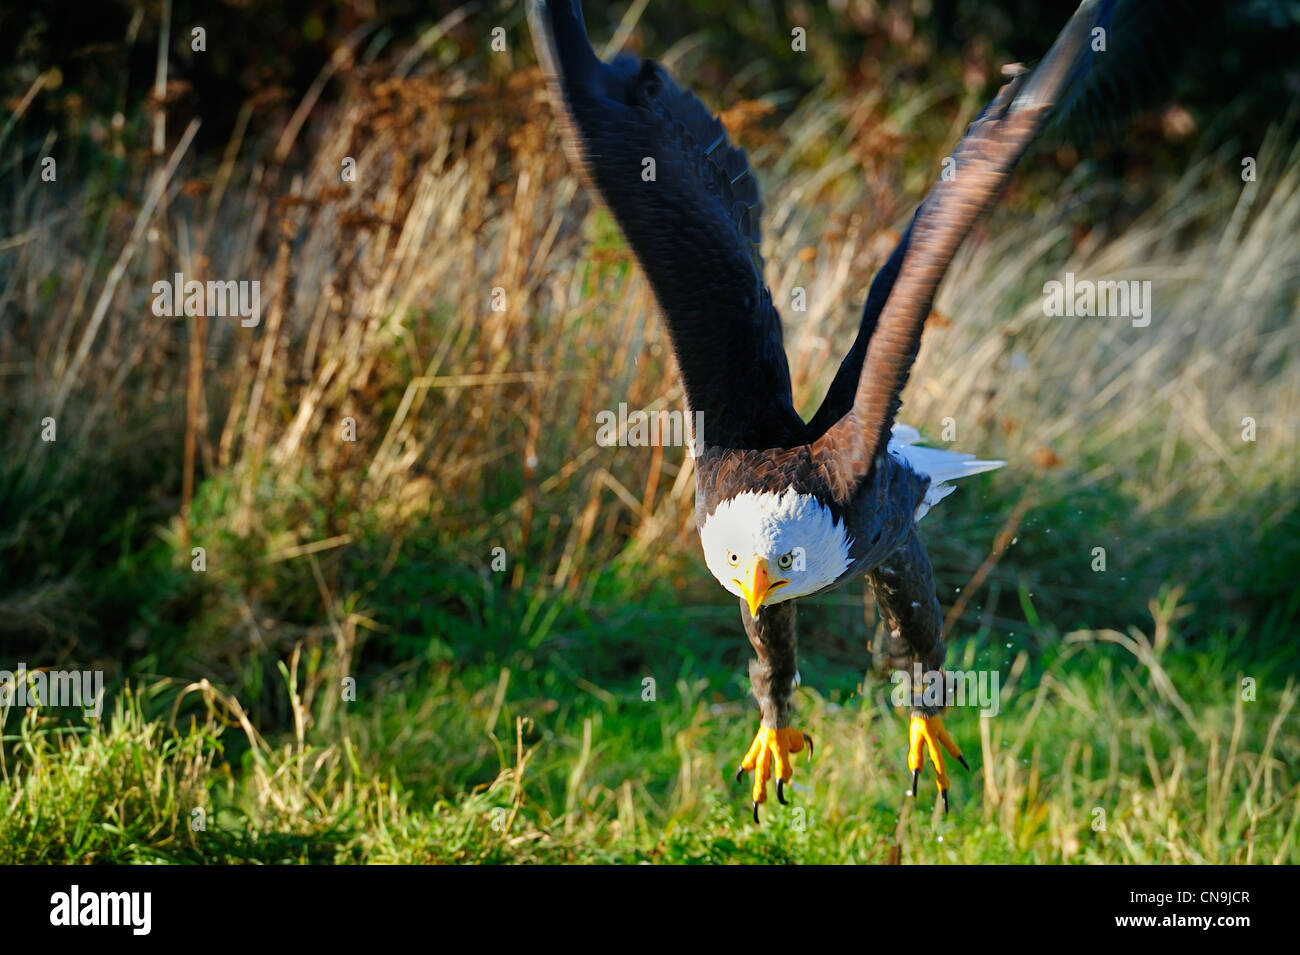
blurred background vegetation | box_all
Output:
[0,0,1297,862]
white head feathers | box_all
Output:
[699,488,854,605]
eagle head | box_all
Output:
[699,488,854,615]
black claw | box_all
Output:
[804,733,814,757]
[777,778,787,805]
[942,789,950,814]
[752,801,761,824]
[957,754,971,772]
[736,768,744,783]
[910,767,921,796]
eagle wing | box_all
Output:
[529,0,807,451]
[806,0,1115,500]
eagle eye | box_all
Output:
[727,552,740,566]
[777,552,794,570]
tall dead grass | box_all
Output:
[2,32,1296,659]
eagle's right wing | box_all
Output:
[529,0,807,452]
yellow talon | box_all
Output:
[907,714,968,812]
[737,726,811,820]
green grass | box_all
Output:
[3,594,1296,863]
[2,8,1297,864]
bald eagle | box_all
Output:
[531,0,1111,818]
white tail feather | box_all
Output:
[888,423,1004,521]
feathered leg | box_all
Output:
[736,600,811,822]
[868,528,969,812]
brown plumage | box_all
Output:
[530,0,1111,818]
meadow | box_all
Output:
[0,2,1297,864]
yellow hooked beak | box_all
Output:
[733,555,788,617]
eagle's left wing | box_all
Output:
[807,0,1115,499]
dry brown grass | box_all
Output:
[1,25,1296,864]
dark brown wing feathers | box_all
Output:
[530,0,806,451]
[810,1,1107,500]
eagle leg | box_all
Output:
[868,529,971,813]
[736,600,809,821]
